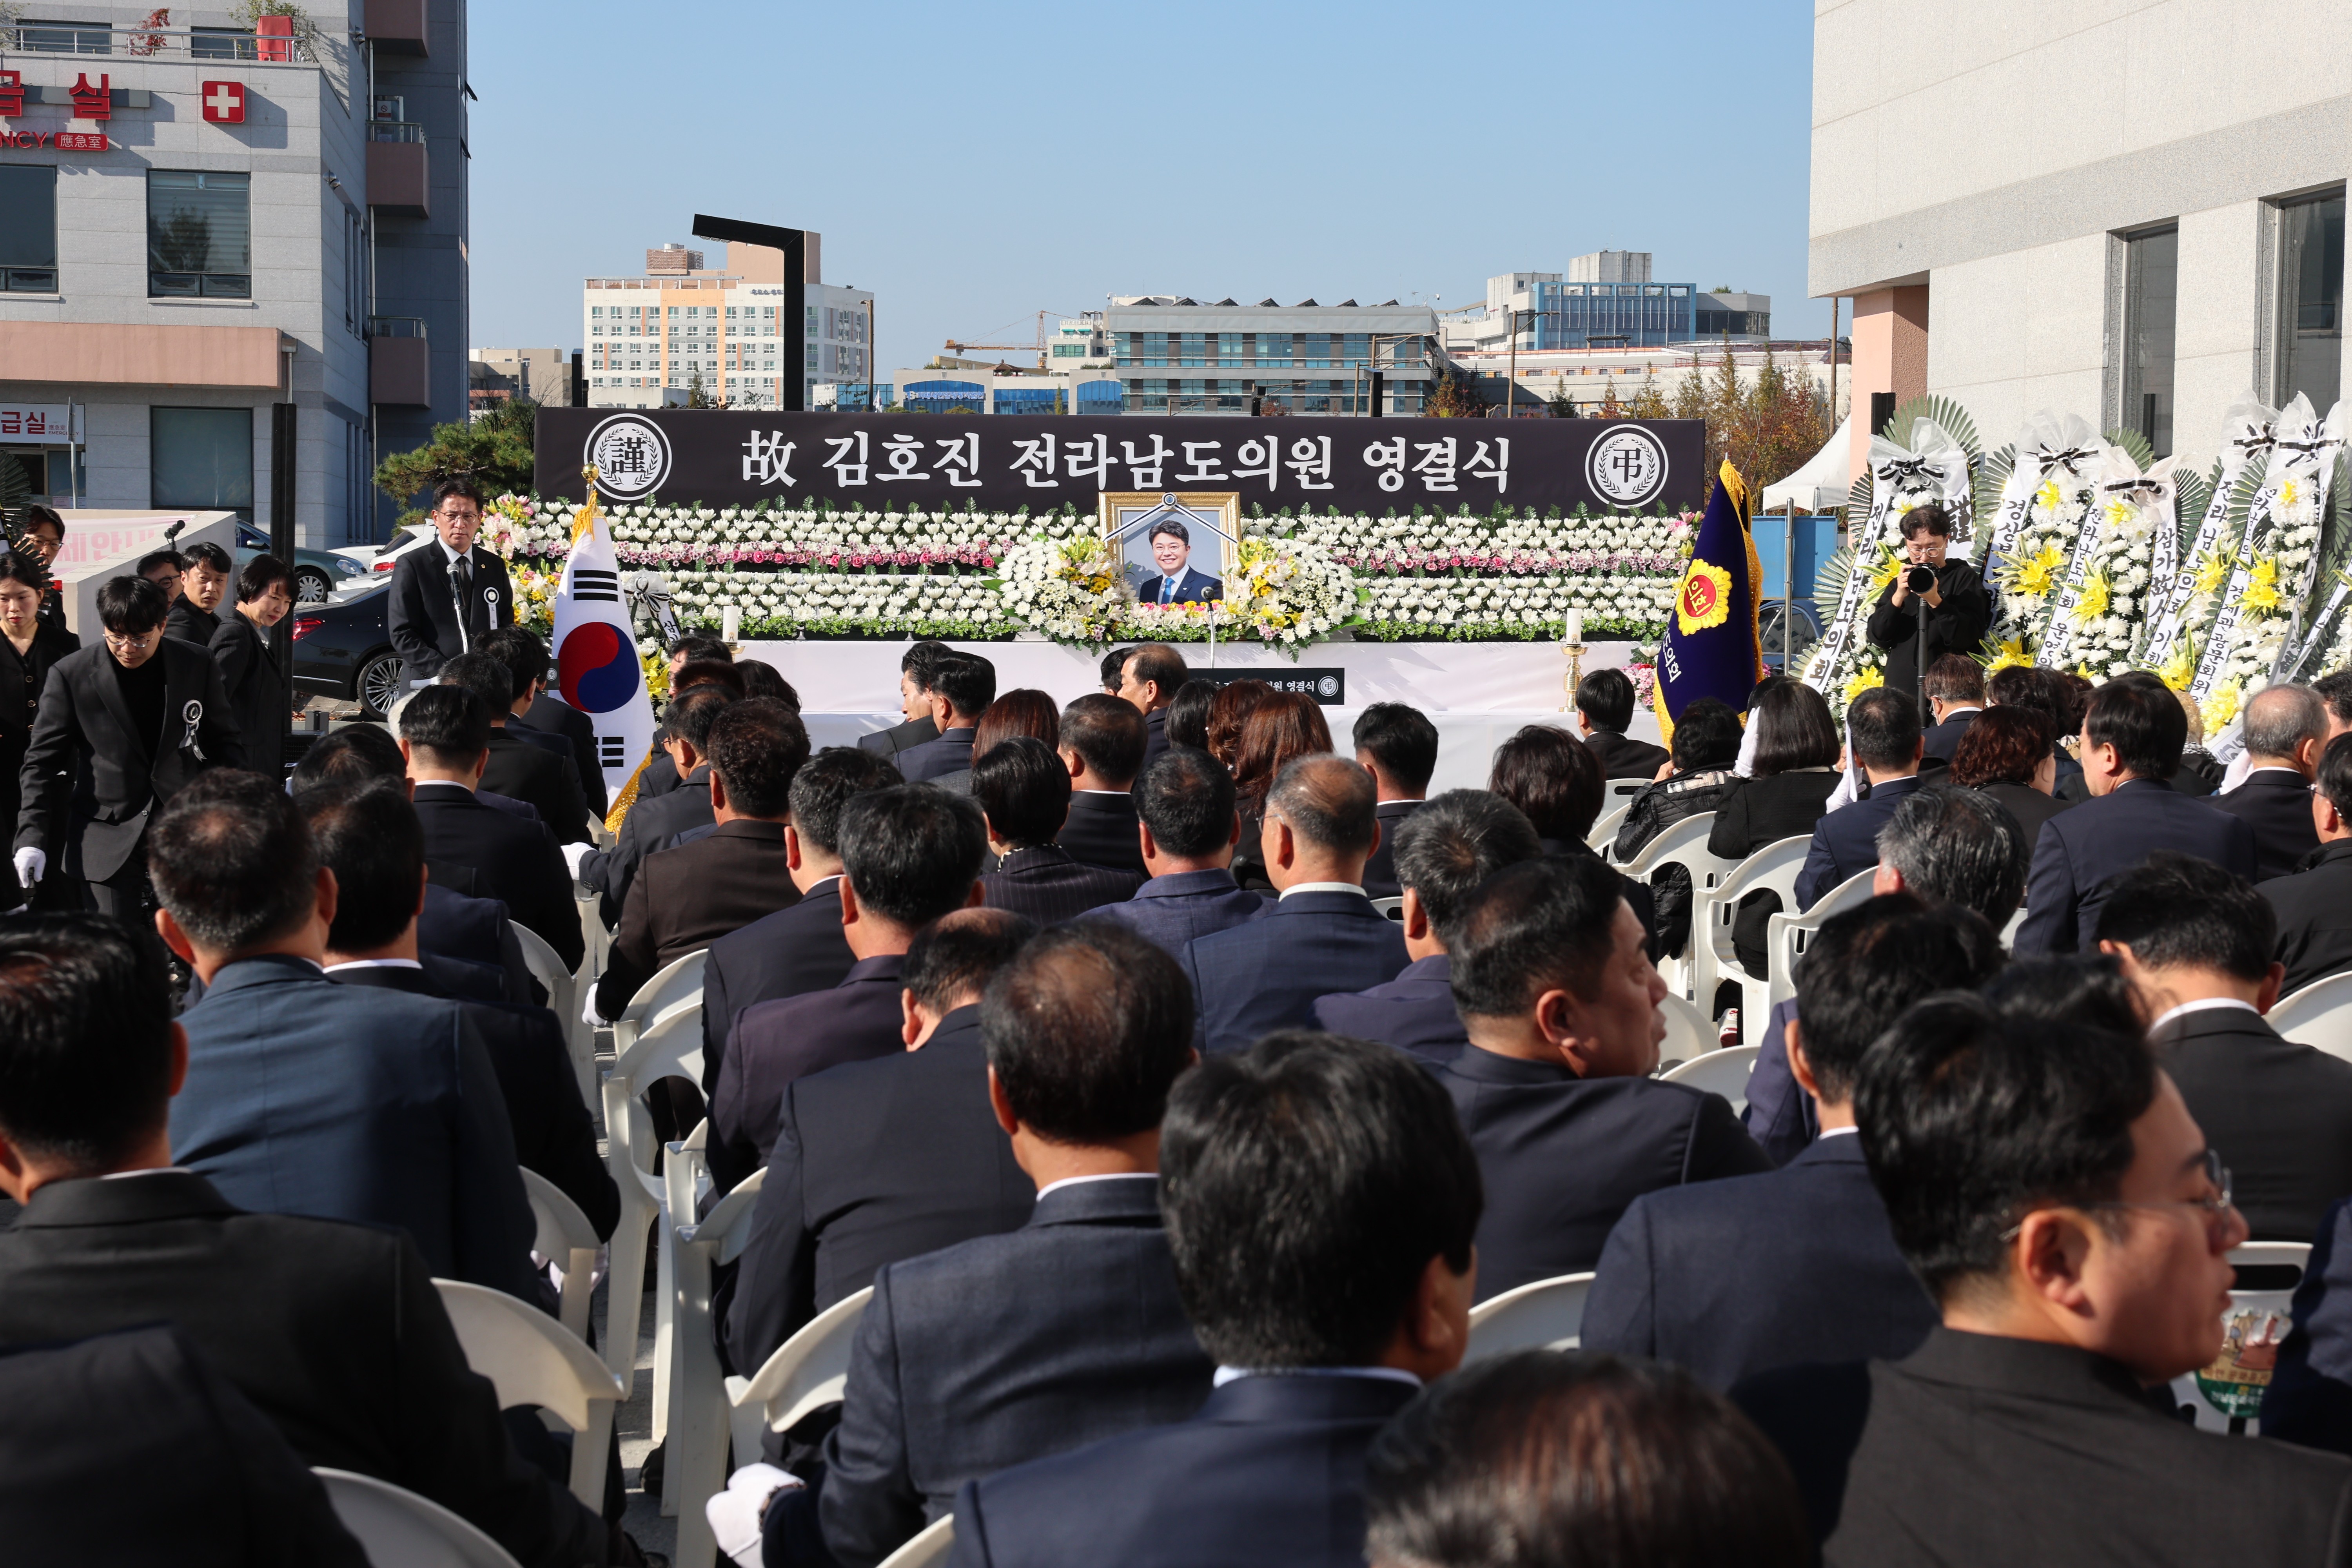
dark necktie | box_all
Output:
[454,554,474,632]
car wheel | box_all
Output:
[356,652,406,717]
[294,566,334,604]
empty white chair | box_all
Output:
[1466,1272,1595,1359]
[314,1468,523,1568]
[877,1515,956,1568]
[520,1168,601,1343]
[2167,1241,2312,1435]
[1660,1044,1759,1114]
[432,1279,624,1510]
[1656,991,1714,1069]
[2269,973,2352,1061]
[1692,834,1811,1027]
[1589,800,1633,853]
[666,1167,768,1558]
[1764,867,1877,1015]
[598,950,708,1396]
[510,920,592,1103]
[1617,812,1735,1000]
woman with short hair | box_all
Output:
[1950,702,2071,844]
[210,554,296,779]
[1709,681,1844,977]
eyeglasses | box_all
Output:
[101,629,162,650]
[2001,1150,2234,1241]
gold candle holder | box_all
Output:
[1561,642,1586,710]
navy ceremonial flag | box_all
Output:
[1652,460,1764,742]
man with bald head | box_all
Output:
[2214,682,2327,880]
[1180,753,1408,1055]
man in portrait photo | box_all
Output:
[1135,518,1223,607]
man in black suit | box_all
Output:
[1054,693,1148,877]
[711,784,986,1192]
[2212,681,2326,880]
[947,1032,1475,1568]
[1585,894,1989,1386]
[1919,652,1985,763]
[485,626,610,820]
[1113,641,1186,774]
[1314,789,1539,1065]
[0,1324,372,1566]
[701,746,899,1094]
[399,684,584,970]
[725,910,1037,1383]
[13,573,242,918]
[0,915,645,1567]
[1795,686,1923,909]
[857,641,949,760]
[2096,852,2352,1243]
[440,651,590,845]
[387,478,514,684]
[2263,731,2352,994]
[1436,854,1770,1300]
[895,651,993,784]
[1352,702,1436,900]
[632,646,740,804]
[1183,754,1408,1054]
[303,779,619,1240]
[166,539,232,648]
[594,698,808,1020]
[1733,993,2352,1566]
[784,922,1213,1568]
[1574,667,1668,780]
[150,771,539,1302]
[976,737,1142,924]
[2016,672,2259,955]
[576,682,737,927]
[1085,745,1266,957]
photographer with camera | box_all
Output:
[1866,503,1990,714]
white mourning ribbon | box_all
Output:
[624,572,682,647]
[180,699,205,761]
[2034,441,2124,671]
[1983,412,2099,585]
[2263,397,2346,678]
[2190,400,2292,698]
[2151,399,2274,674]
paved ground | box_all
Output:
[606,1282,680,1562]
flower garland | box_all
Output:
[1996,472,2099,657]
[2198,464,2326,714]
[2062,487,2159,679]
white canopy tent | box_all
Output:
[1760,414,1852,512]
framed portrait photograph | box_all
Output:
[1100,491,1240,606]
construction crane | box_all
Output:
[943,309,1073,371]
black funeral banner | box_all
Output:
[535,410,1705,516]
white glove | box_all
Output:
[582,987,608,1029]
[12,846,44,889]
[562,841,595,881]
[707,1463,802,1568]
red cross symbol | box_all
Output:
[201,81,246,124]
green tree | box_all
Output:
[374,397,538,528]
[1546,382,1578,418]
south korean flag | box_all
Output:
[551,480,657,822]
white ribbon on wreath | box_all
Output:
[2147,397,2274,674]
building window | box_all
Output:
[0,164,58,292]
[19,20,109,51]
[151,407,255,519]
[147,170,250,298]
[2120,224,2179,457]
[2276,189,2345,412]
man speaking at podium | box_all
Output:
[389,480,514,687]
[1136,518,1223,607]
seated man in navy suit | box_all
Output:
[1134,517,1222,606]
[1352,703,1438,900]
[1436,853,1770,1301]
[1920,653,1986,763]
[1584,893,1994,1387]
[1314,789,1541,1065]
[1086,745,1265,956]
[148,770,539,1303]
[1053,693,1149,878]
[895,652,994,785]
[2210,681,2325,881]
[947,1032,1479,1568]
[2015,671,2259,955]
[1181,754,1408,1054]
[784,922,1213,1568]
[1795,686,1924,911]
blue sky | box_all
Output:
[467,0,1819,368]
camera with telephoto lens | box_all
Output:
[1904,565,1936,593]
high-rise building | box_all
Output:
[0,1,469,543]
[582,238,874,411]
[1446,256,1770,355]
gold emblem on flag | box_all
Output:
[1676,558,1735,637]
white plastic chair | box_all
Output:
[877,1515,956,1568]
[1764,867,1878,1015]
[1660,1044,1760,1114]
[731,1284,876,1455]
[2269,973,2352,1061]
[1617,812,1734,998]
[314,1468,524,1568]
[2167,1241,2312,1435]
[1692,834,1810,1028]
[509,920,592,1103]
[576,892,610,982]
[1604,777,1652,803]
[598,950,708,1397]
[520,1168,601,1344]
[664,1166,768,1557]
[1589,801,1632,854]
[1656,991,1714,1069]
[432,1279,625,1510]
[1466,1272,1595,1359]
[1370,895,1405,921]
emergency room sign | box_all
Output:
[201,82,246,124]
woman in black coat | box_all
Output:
[1612,697,1744,958]
[209,555,296,779]
[1950,703,2071,847]
[1488,722,1660,958]
[1708,681,1844,976]
[0,549,80,909]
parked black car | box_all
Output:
[291,582,404,716]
